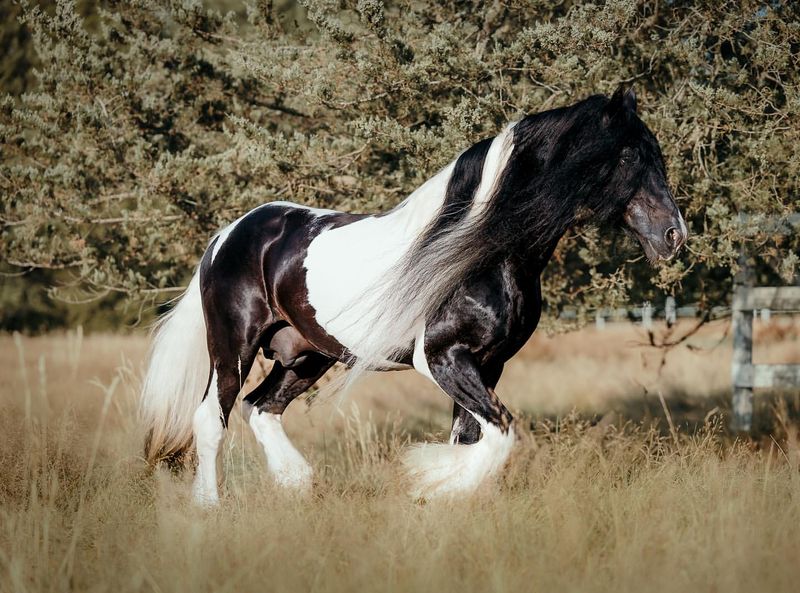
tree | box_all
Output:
[1,0,798,331]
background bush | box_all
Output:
[1,0,798,331]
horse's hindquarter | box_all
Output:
[258,204,362,359]
[205,202,355,361]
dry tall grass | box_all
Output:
[1,321,799,593]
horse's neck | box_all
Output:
[509,235,563,287]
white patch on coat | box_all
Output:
[403,416,515,499]
[411,324,434,382]
[304,162,457,358]
[303,126,516,363]
[266,201,337,216]
[249,411,313,492]
[470,122,516,214]
[211,214,244,262]
[192,372,224,506]
[449,417,462,445]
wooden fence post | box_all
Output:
[731,249,754,432]
[728,213,800,432]
[595,310,606,330]
[641,302,653,330]
[665,296,676,327]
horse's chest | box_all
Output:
[425,263,542,364]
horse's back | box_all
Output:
[201,201,364,359]
[200,193,445,361]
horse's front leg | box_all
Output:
[449,363,503,445]
[405,346,515,499]
[449,403,481,444]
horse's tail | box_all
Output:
[140,269,209,468]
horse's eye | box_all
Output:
[620,149,639,166]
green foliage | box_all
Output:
[1,0,798,331]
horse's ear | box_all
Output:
[604,86,637,124]
[622,86,637,112]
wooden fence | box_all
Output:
[730,213,800,431]
[731,281,800,432]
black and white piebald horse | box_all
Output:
[140,88,687,505]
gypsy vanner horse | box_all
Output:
[141,88,687,505]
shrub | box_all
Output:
[1,0,798,330]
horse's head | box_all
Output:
[588,87,687,263]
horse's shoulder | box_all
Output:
[424,261,542,362]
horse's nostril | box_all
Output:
[665,227,680,248]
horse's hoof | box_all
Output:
[192,489,220,508]
[272,463,313,494]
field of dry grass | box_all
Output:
[1,320,799,593]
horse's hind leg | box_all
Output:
[243,351,334,491]
[192,341,259,506]
[192,367,226,506]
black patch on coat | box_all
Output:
[418,137,493,250]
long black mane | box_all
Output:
[432,94,661,270]
[345,91,665,373]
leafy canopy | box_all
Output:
[1,0,798,330]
